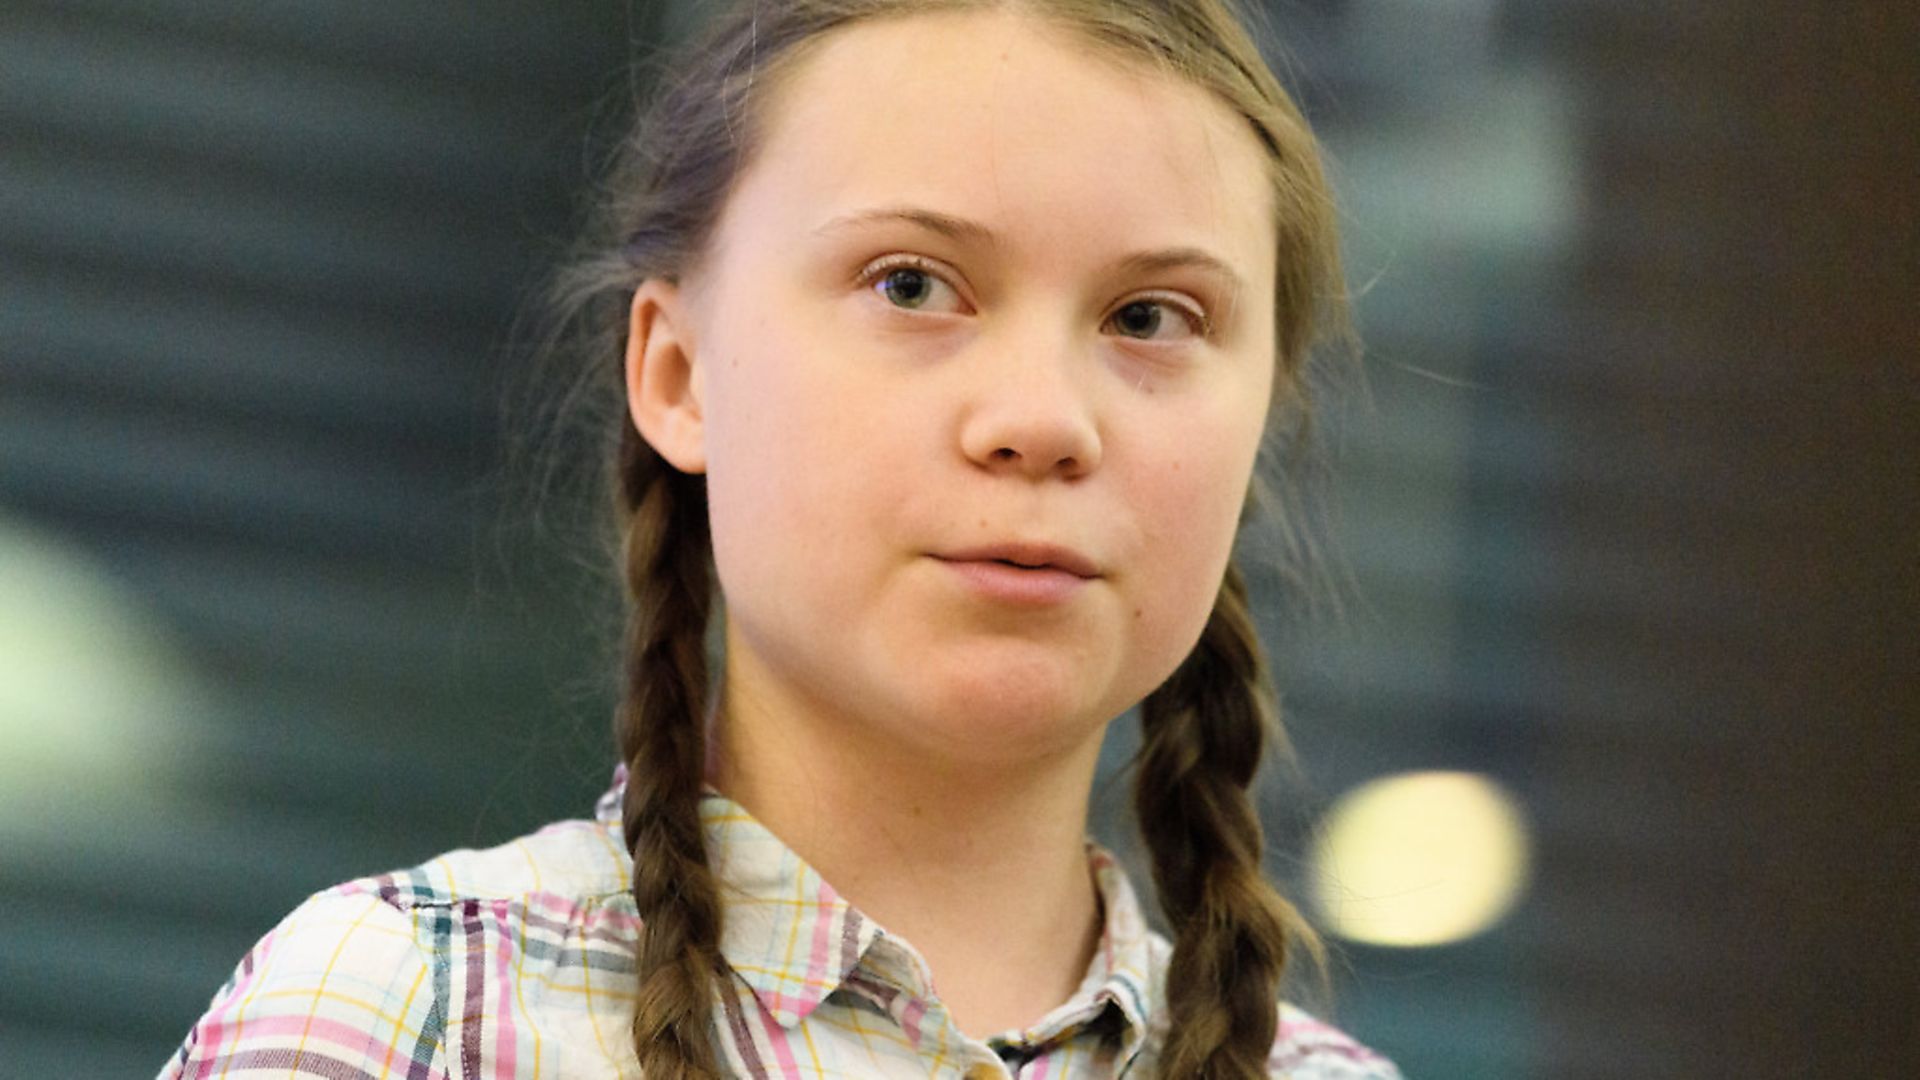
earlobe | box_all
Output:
[625,278,708,475]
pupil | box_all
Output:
[884,269,930,307]
[1119,301,1160,337]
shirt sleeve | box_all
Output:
[158,888,452,1080]
[1269,1003,1403,1079]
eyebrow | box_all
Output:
[813,205,999,247]
[812,205,1248,296]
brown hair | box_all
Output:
[544,1,1348,1075]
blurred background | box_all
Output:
[1,1,1913,1076]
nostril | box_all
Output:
[992,447,1019,461]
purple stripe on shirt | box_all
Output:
[838,908,864,985]
[718,979,770,1077]
[460,901,487,1076]
[206,1048,386,1080]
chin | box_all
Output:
[898,649,1117,765]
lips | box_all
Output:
[932,542,1102,579]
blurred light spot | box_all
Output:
[0,518,203,830]
[1310,770,1530,947]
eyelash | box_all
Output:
[1115,291,1214,340]
[856,254,962,309]
[852,254,1213,340]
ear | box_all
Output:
[625,278,708,475]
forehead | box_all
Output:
[721,9,1275,283]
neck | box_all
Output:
[710,671,1107,1037]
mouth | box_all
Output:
[931,542,1102,579]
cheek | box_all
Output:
[702,341,904,613]
[1124,409,1266,663]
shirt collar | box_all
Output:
[1072,847,1155,1046]
[597,765,1157,1045]
[597,765,879,1027]
[698,788,883,1027]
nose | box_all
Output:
[957,332,1103,481]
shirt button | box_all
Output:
[965,1064,1006,1080]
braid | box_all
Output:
[614,423,725,1079]
[1137,560,1313,1079]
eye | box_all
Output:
[1106,296,1209,342]
[860,256,967,314]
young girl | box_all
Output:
[163,1,1399,1077]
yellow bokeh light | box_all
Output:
[1310,770,1530,947]
[0,517,203,831]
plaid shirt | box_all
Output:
[161,767,1399,1079]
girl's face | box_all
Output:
[650,10,1279,771]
